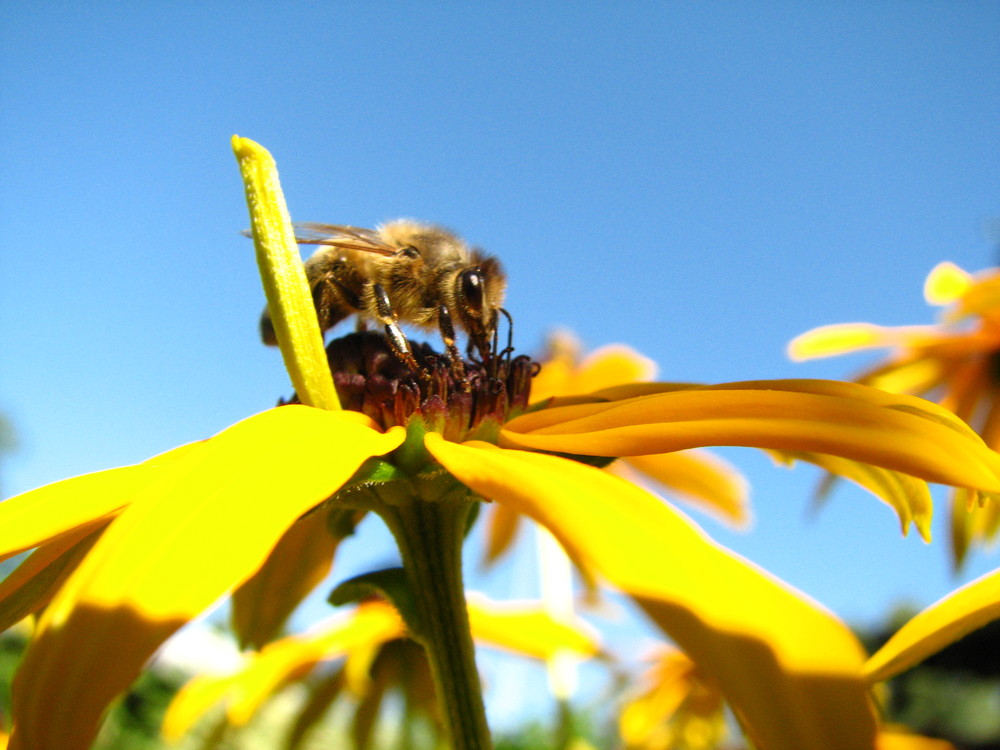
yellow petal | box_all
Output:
[502,380,1000,494]
[864,563,1000,684]
[528,330,583,404]
[531,333,657,405]
[217,602,403,727]
[949,488,975,571]
[230,509,340,650]
[161,670,241,742]
[233,136,340,410]
[481,502,523,567]
[772,450,932,541]
[863,357,945,396]
[622,450,750,528]
[0,441,203,562]
[9,406,403,750]
[0,522,107,633]
[788,323,896,361]
[942,267,1000,321]
[465,592,601,661]
[878,729,956,749]
[924,261,972,306]
[620,647,725,748]
[425,436,877,750]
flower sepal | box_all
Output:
[328,567,424,639]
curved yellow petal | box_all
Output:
[864,563,1000,684]
[502,380,1000,494]
[772,451,932,541]
[161,670,242,742]
[233,135,340,410]
[924,262,972,306]
[425,436,877,750]
[622,450,750,528]
[465,592,601,661]
[9,406,403,750]
[227,602,404,725]
[230,508,341,650]
[165,601,404,735]
[0,522,107,633]
[0,441,203,562]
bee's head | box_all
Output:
[455,255,506,347]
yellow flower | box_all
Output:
[484,332,748,567]
[163,595,601,748]
[618,646,726,750]
[4,140,1000,750]
[790,261,1000,564]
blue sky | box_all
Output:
[2,0,999,728]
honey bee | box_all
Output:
[257,219,508,374]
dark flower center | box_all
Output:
[294,331,537,441]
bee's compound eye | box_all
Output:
[459,268,485,313]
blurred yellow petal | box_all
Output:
[772,451,932,541]
[863,563,1000,684]
[481,502,523,567]
[425,436,877,750]
[465,592,601,661]
[944,268,1000,322]
[623,451,750,528]
[947,488,1000,571]
[877,729,956,749]
[949,488,976,571]
[924,262,972,306]
[788,324,949,363]
[531,333,657,404]
[863,357,945,395]
[230,601,403,726]
[788,323,896,361]
[9,406,403,750]
[556,345,656,398]
[0,441,203,562]
[343,628,385,698]
[502,380,1000,494]
[161,670,242,742]
[529,331,583,404]
[230,509,340,650]
[620,647,726,750]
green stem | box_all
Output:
[378,498,493,750]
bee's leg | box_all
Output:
[498,308,515,359]
[437,305,466,381]
[372,283,424,374]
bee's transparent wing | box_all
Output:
[241,223,397,256]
